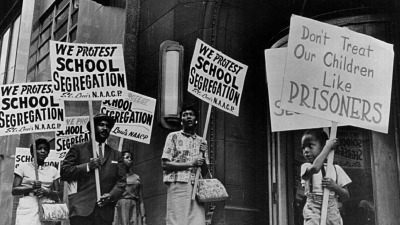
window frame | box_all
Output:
[0,14,21,84]
[35,0,78,78]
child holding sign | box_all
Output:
[301,129,351,225]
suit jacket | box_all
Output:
[61,140,126,221]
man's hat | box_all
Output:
[86,113,116,131]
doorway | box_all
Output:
[269,126,376,225]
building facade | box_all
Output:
[0,0,399,224]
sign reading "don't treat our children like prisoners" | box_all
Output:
[280,15,394,133]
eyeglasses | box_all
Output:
[123,156,132,159]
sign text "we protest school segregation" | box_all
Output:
[188,39,248,116]
[0,82,66,135]
[50,41,128,101]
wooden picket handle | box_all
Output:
[32,135,40,184]
[320,121,338,225]
[191,104,212,200]
[88,101,102,201]
[31,134,44,218]
[118,137,124,151]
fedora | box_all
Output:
[86,113,116,131]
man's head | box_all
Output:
[87,113,116,143]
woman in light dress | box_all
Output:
[12,138,60,225]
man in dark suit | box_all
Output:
[61,113,126,225]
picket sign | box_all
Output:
[320,121,338,225]
[187,39,247,200]
[319,30,348,222]
[88,101,102,200]
[279,15,394,225]
[191,104,213,200]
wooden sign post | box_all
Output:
[31,135,44,218]
[192,104,212,200]
[88,101,102,200]
[320,122,338,225]
[118,137,124,151]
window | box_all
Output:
[0,15,21,84]
[35,0,79,79]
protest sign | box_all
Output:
[280,15,394,133]
[14,147,61,171]
[188,39,248,116]
[54,116,89,196]
[335,130,364,169]
[55,116,89,158]
[265,48,336,131]
[0,82,66,135]
[49,41,128,101]
[101,90,156,144]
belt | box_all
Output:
[306,193,337,200]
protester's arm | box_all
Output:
[322,178,350,201]
[110,159,127,200]
[37,178,61,199]
[61,144,95,182]
[337,185,350,202]
[162,158,205,171]
[302,138,338,180]
[11,175,41,195]
[200,140,209,177]
[323,165,351,202]
[98,152,127,207]
[200,162,208,177]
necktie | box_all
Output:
[98,144,103,164]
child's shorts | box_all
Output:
[303,194,343,225]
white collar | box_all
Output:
[31,162,45,170]
[96,142,105,149]
[181,130,197,139]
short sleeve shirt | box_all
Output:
[15,162,60,190]
[301,163,351,196]
[162,131,210,183]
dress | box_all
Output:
[161,131,210,225]
[14,162,60,225]
[114,173,142,225]
[301,163,352,225]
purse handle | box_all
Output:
[200,168,213,179]
[199,149,213,179]
[53,191,62,203]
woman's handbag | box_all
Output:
[196,170,229,202]
[39,194,69,222]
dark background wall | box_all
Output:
[133,0,271,224]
